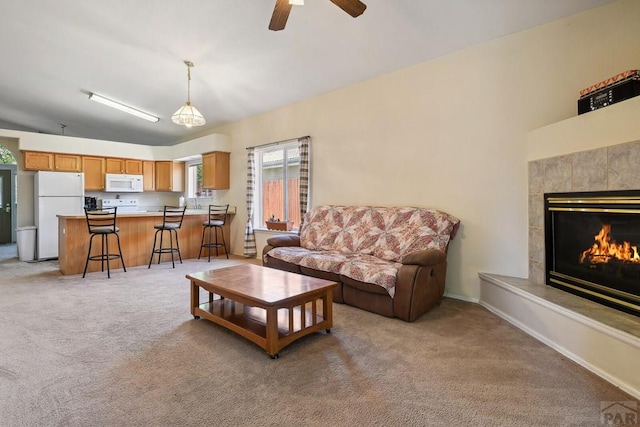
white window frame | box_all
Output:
[254,140,301,230]
[185,159,202,200]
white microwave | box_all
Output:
[105,174,144,193]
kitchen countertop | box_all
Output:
[58,206,236,219]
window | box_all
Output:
[255,141,301,230]
[185,160,202,199]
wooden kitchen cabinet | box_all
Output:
[106,157,143,174]
[202,151,230,189]
[155,161,184,192]
[105,157,125,174]
[54,153,82,172]
[124,159,143,175]
[142,160,155,191]
[23,151,54,171]
[82,156,106,191]
[24,151,82,172]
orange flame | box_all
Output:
[580,224,640,264]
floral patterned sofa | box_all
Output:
[262,205,460,321]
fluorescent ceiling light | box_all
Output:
[89,93,159,123]
[289,0,304,5]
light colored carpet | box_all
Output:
[0,255,633,426]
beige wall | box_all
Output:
[217,0,640,300]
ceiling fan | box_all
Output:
[269,0,367,31]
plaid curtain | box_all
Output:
[243,148,257,257]
[298,136,310,234]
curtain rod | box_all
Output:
[246,135,310,150]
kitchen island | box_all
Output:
[58,209,235,275]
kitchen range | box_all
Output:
[99,198,143,212]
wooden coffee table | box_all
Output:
[187,264,338,358]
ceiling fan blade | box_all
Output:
[329,0,367,18]
[269,0,293,31]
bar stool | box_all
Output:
[198,204,229,261]
[148,205,187,268]
[82,207,126,278]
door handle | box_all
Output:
[4,204,10,213]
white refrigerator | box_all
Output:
[34,171,85,260]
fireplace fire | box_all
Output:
[545,190,640,316]
[580,224,640,264]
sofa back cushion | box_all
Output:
[300,206,459,262]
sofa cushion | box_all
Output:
[299,250,349,273]
[265,246,310,266]
[267,248,401,296]
[338,254,401,297]
[267,247,348,274]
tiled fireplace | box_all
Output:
[528,139,640,291]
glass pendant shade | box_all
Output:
[171,102,205,127]
[173,60,205,127]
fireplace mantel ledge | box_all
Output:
[478,272,640,399]
[527,95,640,162]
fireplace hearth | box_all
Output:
[545,190,640,317]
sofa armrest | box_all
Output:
[263,235,301,262]
[394,250,448,321]
[266,234,301,248]
[401,248,445,266]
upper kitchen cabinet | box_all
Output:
[202,151,230,189]
[23,151,54,171]
[105,158,143,174]
[82,156,106,191]
[105,158,124,174]
[124,159,143,175]
[24,151,82,172]
[155,161,184,192]
[53,153,82,172]
[142,160,155,191]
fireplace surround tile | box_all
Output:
[571,148,607,191]
[543,155,572,193]
[528,160,544,195]
[528,227,544,264]
[528,195,544,228]
[607,140,640,190]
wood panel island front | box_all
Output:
[58,210,234,275]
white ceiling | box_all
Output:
[0,0,616,146]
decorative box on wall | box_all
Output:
[266,221,294,231]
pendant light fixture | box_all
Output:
[172,60,205,127]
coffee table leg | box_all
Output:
[265,307,279,358]
[324,290,333,333]
[190,280,200,319]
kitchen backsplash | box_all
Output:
[85,191,228,212]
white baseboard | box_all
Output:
[444,291,479,303]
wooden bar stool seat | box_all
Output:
[198,204,229,261]
[82,207,126,278]
[148,205,187,268]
